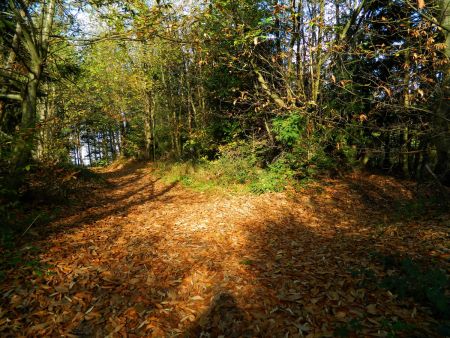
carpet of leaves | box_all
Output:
[1,162,448,337]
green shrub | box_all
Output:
[249,159,294,194]
[376,255,449,318]
[272,113,304,148]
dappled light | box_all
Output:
[1,0,450,336]
[1,163,448,336]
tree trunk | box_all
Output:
[13,71,39,168]
[434,0,450,184]
[11,0,56,169]
[86,133,92,166]
[143,90,154,160]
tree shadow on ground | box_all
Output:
[0,168,448,337]
[19,162,177,239]
[183,292,253,338]
[181,174,448,337]
[0,162,179,324]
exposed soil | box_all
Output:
[1,162,449,337]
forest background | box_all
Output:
[1,0,450,204]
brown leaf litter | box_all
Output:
[1,162,448,337]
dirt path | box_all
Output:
[1,162,448,337]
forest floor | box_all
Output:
[1,161,449,337]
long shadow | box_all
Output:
[1,169,447,337]
[26,162,176,239]
[0,161,187,337]
[180,175,448,337]
[184,292,253,338]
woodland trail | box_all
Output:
[1,162,449,337]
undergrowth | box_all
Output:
[364,253,449,336]
[0,230,54,283]
[155,142,300,194]
[347,253,449,337]
[374,255,449,318]
[0,162,103,230]
[156,158,295,194]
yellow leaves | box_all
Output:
[434,43,446,50]
[418,0,426,9]
[189,295,204,301]
[180,313,196,322]
[28,322,49,334]
[54,284,69,293]
[381,85,392,97]
[10,294,23,307]
[359,114,368,122]
[84,310,101,321]
[105,323,124,338]
[62,171,79,183]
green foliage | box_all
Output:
[380,319,416,338]
[0,233,53,282]
[249,159,294,194]
[272,113,304,148]
[335,319,363,337]
[157,142,298,194]
[92,158,111,167]
[158,142,258,192]
[374,254,449,318]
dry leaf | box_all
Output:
[335,311,346,319]
[366,304,377,315]
[190,295,204,301]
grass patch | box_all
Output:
[346,253,449,337]
[376,255,449,318]
[155,141,300,194]
[155,158,296,194]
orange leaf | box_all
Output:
[335,311,346,319]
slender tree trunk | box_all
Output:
[296,0,306,101]
[143,90,154,160]
[434,0,450,184]
[0,22,22,128]
[151,98,156,161]
[108,129,115,160]
[403,42,411,177]
[77,130,83,166]
[311,0,325,105]
[383,131,391,169]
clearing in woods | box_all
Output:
[0,162,448,337]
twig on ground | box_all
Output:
[20,215,41,238]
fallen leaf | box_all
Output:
[366,304,377,315]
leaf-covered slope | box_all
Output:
[1,163,448,337]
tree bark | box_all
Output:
[144,90,154,160]
[434,0,450,184]
[11,0,57,168]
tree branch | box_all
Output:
[0,93,23,101]
[254,68,288,109]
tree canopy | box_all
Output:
[0,0,449,182]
